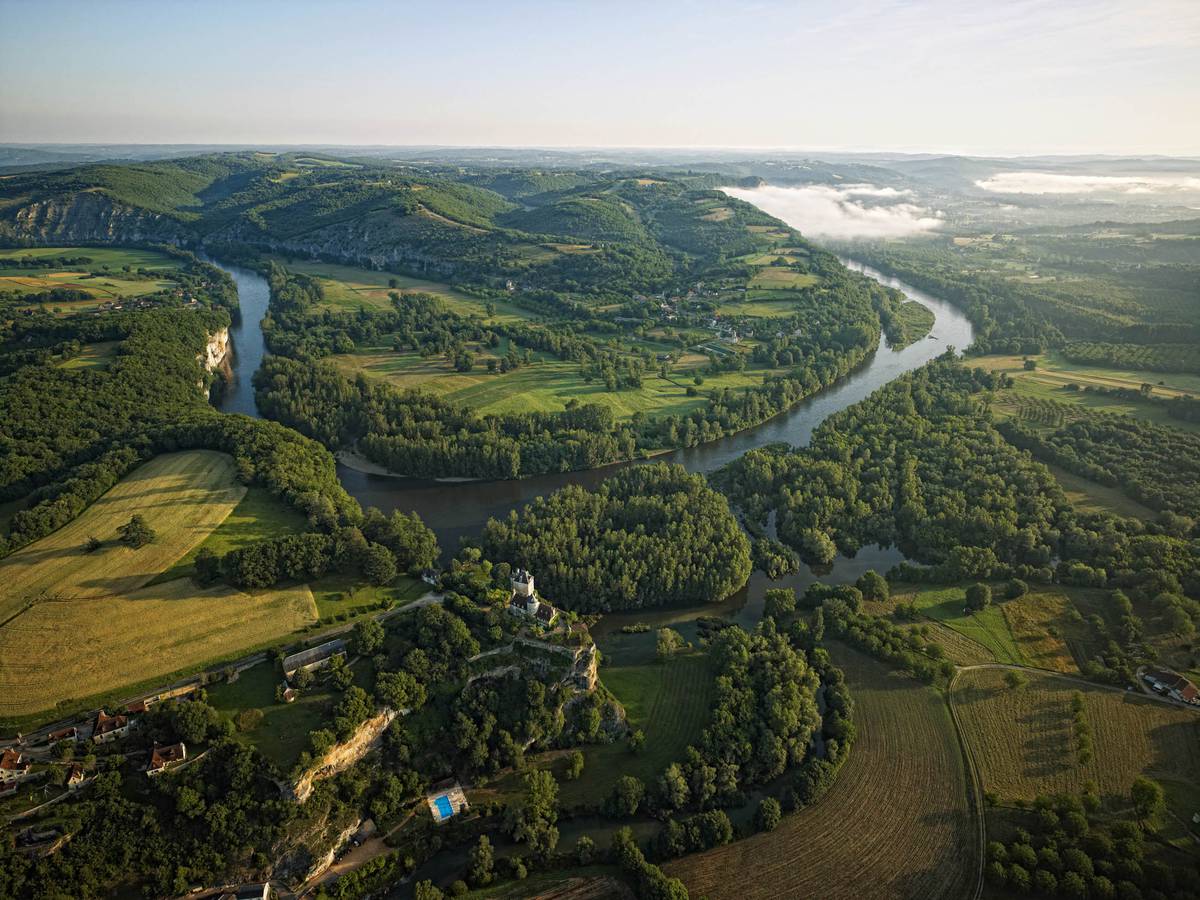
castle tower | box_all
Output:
[512,568,535,599]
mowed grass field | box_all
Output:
[952,668,1200,815]
[896,585,1026,665]
[0,246,184,311]
[999,591,1080,673]
[0,577,315,719]
[666,646,977,900]
[0,451,245,610]
[0,450,320,720]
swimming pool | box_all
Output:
[433,794,454,820]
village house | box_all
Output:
[507,568,558,627]
[47,726,78,744]
[281,683,298,703]
[0,749,33,785]
[147,742,187,776]
[1144,668,1200,705]
[66,765,85,790]
[92,709,133,744]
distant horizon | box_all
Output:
[3,141,1199,162]
[3,0,1197,156]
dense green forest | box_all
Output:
[477,464,751,611]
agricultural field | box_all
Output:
[998,591,1079,673]
[0,576,316,721]
[666,646,978,900]
[331,338,778,420]
[0,245,185,311]
[952,668,1200,822]
[895,584,1026,665]
[270,257,528,322]
[309,571,427,620]
[55,340,120,370]
[1041,461,1159,520]
[978,351,1200,434]
[0,450,330,721]
[0,451,245,611]
[155,485,309,583]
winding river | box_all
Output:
[208,243,973,625]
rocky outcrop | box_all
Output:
[289,709,398,804]
[199,327,232,399]
[4,192,191,245]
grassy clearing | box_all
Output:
[0,246,185,311]
[999,591,1080,673]
[1042,462,1159,521]
[56,340,120,370]
[208,660,335,770]
[475,653,714,810]
[154,486,309,583]
[666,646,976,900]
[309,572,426,620]
[746,267,819,290]
[0,577,316,720]
[897,585,1026,665]
[0,245,182,271]
[952,668,1200,818]
[0,451,245,616]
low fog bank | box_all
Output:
[976,171,1200,195]
[723,183,943,240]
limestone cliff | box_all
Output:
[289,709,398,804]
[4,192,190,245]
[199,327,232,398]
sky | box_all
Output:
[2,0,1198,155]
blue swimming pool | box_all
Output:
[433,794,453,819]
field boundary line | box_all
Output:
[946,669,986,900]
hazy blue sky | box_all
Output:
[2,0,1197,154]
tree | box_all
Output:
[119,514,155,548]
[657,763,689,810]
[375,670,426,711]
[856,570,889,603]
[575,835,596,865]
[1006,578,1029,599]
[353,618,385,655]
[656,627,686,660]
[84,535,102,553]
[763,588,797,620]
[565,750,585,781]
[965,582,992,611]
[466,835,494,887]
[507,769,559,858]
[756,796,782,832]
[1130,776,1164,824]
[413,882,444,900]
[361,542,397,585]
[628,729,645,753]
[606,774,645,817]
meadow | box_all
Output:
[0,450,327,721]
[0,245,185,311]
[895,584,1026,665]
[952,668,1200,822]
[666,646,977,900]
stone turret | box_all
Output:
[512,568,535,599]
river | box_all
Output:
[206,250,973,622]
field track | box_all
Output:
[666,646,979,899]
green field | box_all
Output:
[55,340,121,370]
[332,340,779,420]
[208,660,336,770]
[898,584,1026,665]
[154,485,309,583]
[271,257,531,323]
[0,246,185,311]
[310,572,427,620]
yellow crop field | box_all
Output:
[0,451,245,617]
[952,668,1200,807]
[1001,592,1078,673]
[0,577,316,718]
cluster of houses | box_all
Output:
[1143,668,1200,705]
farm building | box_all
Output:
[147,742,187,776]
[0,749,33,784]
[66,765,85,789]
[283,639,347,681]
[47,726,77,744]
[1143,669,1199,705]
[426,781,469,824]
[92,709,133,743]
